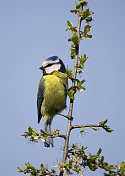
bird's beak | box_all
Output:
[39,66,44,70]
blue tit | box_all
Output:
[37,56,68,147]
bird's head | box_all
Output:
[39,56,66,75]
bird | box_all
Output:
[37,56,68,147]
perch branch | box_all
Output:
[59,4,83,176]
[57,113,73,120]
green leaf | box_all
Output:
[66,68,73,77]
[119,162,125,171]
[82,8,89,19]
[65,28,69,32]
[17,167,24,172]
[84,25,91,33]
[88,34,92,38]
[40,164,44,169]
[99,119,108,126]
[74,1,80,9]
[68,36,79,45]
[70,10,79,14]
[76,79,86,91]
[67,89,75,99]
[67,21,73,28]
[22,126,38,140]
[90,127,99,131]
[86,17,92,22]
[99,119,114,133]
[104,127,114,133]
[80,86,86,90]
[100,156,104,164]
[40,129,47,135]
[82,8,93,21]
[69,159,73,168]
[104,165,116,171]
[70,48,76,58]
[78,54,88,69]
[66,21,76,32]
[74,1,77,7]
[89,11,94,15]
[96,148,102,156]
[30,174,34,176]
[71,44,76,48]
[88,164,98,171]
[76,79,86,87]
[25,162,36,171]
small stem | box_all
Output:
[35,132,66,140]
[41,133,66,140]
[57,113,73,120]
[70,124,103,130]
[52,134,66,139]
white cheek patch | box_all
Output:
[45,64,61,74]
[42,59,60,67]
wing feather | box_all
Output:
[37,78,45,123]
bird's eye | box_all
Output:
[46,63,53,68]
[44,63,57,68]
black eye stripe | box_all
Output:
[44,62,60,68]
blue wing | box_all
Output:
[37,78,45,123]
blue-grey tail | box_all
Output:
[44,122,54,147]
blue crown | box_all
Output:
[46,56,58,61]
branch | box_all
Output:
[57,113,73,120]
[22,126,66,143]
[19,170,57,176]
[59,4,83,176]
[18,163,58,176]
[70,124,104,130]
[50,133,66,139]
[70,119,114,133]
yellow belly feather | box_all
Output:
[41,72,68,122]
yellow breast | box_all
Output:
[41,72,68,120]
